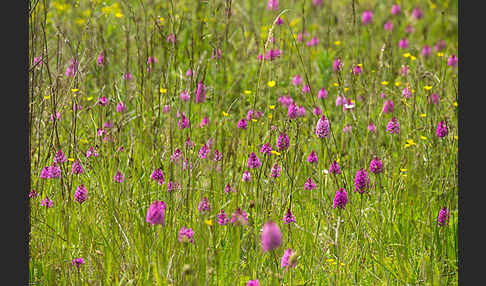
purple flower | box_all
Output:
[369,157,383,174]
[242,171,251,182]
[98,96,109,106]
[71,160,84,175]
[283,208,296,224]
[428,93,440,105]
[195,81,206,103]
[384,21,393,31]
[167,181,181,192]
[287,103,299,119]
[406,24,414,34]
[50,112,61,122]
[167,33,176,43]
[238,118,248,130]
[386,117,400,134]
[224,183,235,193]
[123,72,133,80]
[307,150,318,164]
[361,10,373,25]
[383,100,394,113]
[200,116,209,128]
[71,258,85,268]
[231,208,248,225]
[304,177,316,190]
[302,84,310,93]
[103,121,114,129]
[178,113,190,129]
[335,95,345,106]
[33,56,43,66]
[368,122,377,133]
[260,143,272,155]
[267,0,278,10]
[292,74,302,86]
[65,58,78,77]
[247,280,260,286]
[40,163,62,179]
[422,45,431,58]
[333,188,348,209]
[354,168,370,194]
[436,120,448,138]
[270,163,281,179]
[217,210,229,225]
[401,65,409,76]
[86,146,99,158]
[313,106,322,116]
[412,7,423,20]
[199,144,210,159]
[151,168,165,185]
[264,49,282,61]
[402,87,412,98]
[352,65,362,75]
[276,17,283,25]
[329,160,341,175]
[97,51,104,66]
[398,38,409,49]
[313,0,323,5]
[315,115,330,138]
[437,207,450,226]
[343,124,352,134]
[434,40,446,51]
[116,102,127,112]
[29,189,39,198]
[113,171,124,183]
[178,227,195,243]
[391,4,401,15]
[54,150,67,164]
[198,197,211,214]
[317,88,328,99]
[277,133,290,151]
[170,149,182,163]
[186,68,193,77]
[247,152,262,169]
[41,196,53,208]
[74,184,88,204]
[261,221,282,252]
[147,56,158,65]
[213,149,222,161]
[447,55,457,67]
[333,59,342,72]
[306,36,319,47]
[281,248,298,269]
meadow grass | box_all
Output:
[29,0,458,285]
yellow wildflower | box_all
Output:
[204,219,213,226]
[267,81,276,87]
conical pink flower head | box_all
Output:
[146,200,167,225]
[261,220,282,252]
[333,188,348,209]
[316,115,330,138]
[247,152,262,169]
[436,120,448,138]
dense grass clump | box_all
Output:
[29,0,458,285]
